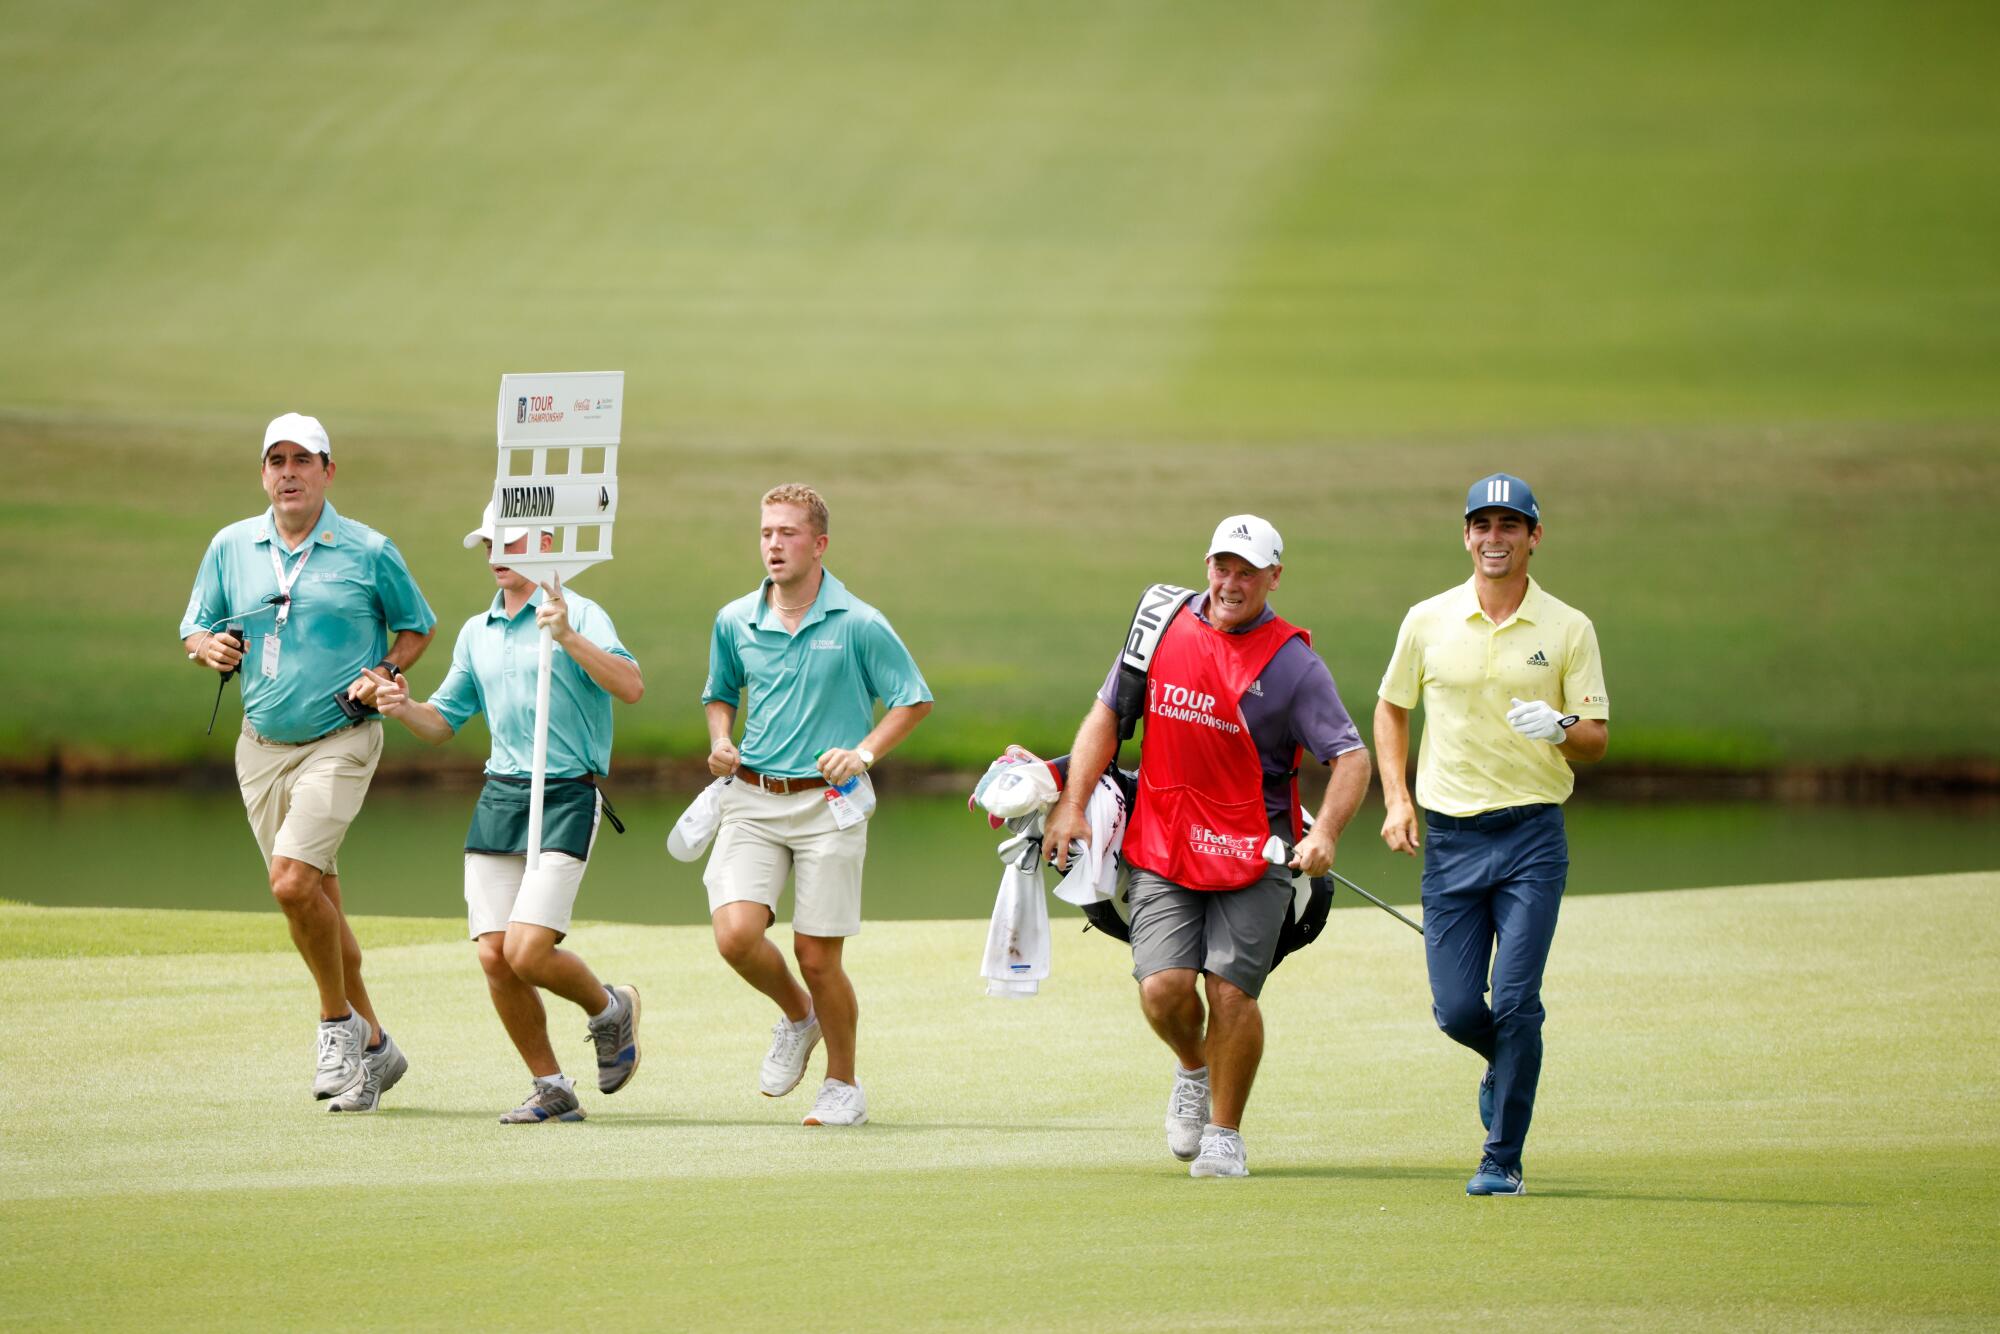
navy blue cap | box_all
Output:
[1465,473,1540,523]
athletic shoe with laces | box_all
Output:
[1190,1123,1249,1178]
[801,1077,867,1126]
[328,1030,408,1113]
[1466,1155,1525,1196]
[313,1011,371,1100]
[1479,1064,1496,1131]
[587,984,641,1094]
[499,1080,587,1124]
[1166,1067,1210,1161]
[759,1012,822,1097]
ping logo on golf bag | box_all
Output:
[1123,583,1197,668]
[1114,583,1199,742]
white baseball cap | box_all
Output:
[261,412,330,459]
[1206,514,1283,570]
[462,498,552,550]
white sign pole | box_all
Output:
[490,371,624,872]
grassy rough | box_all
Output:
[2,873,1995,1327]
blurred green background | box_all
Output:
[4,0,1996,770]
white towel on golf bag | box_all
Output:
[1051,772,1128,907]
[981,822,1050,998]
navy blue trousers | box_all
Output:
[1420,803,1568,1168]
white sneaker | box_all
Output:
[759,1012,822,1097]
[328,1030,408,1113]
[1166,1066,1210,1161]
[802,1077,868,1127]
[313,1012,372,1100]
[1190,1124,1249,1178]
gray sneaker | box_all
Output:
[312,1012,371,1100]
[1166,1066,1210,1161]
[1190,1124,1249,1178]
[499,1081,587,1124]
[328,1031,408,1114]
[587,985,641,1095]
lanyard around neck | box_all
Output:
[267,537,316,631]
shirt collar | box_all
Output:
[253,500,341,550]
[1456,575,1544,628]
[486,584,546,624]
[747,569,853,632]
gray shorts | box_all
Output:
[1127,864,1294,1000]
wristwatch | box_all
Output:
[374,661,401,679]
[856,747,876,768]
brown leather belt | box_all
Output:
[735,765,828,795]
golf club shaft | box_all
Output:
[1330,871,1425,935]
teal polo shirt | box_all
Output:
[180,501,436,742]
[429,586,634,779]
[703,570,931,779]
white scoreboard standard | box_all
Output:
[487,370,625,870]
[489,370,624,586]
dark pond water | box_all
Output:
[7,787,1995,926]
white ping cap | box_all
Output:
[261,412,331,459]
[1206,514,1283,570]
[463,498,552,550]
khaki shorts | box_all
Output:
[703,778,868,937]
[235,720,384,874]
[464,792,602,938]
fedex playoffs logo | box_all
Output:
[1149,678,1241,735]
[1187,823,1261,862]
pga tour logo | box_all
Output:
[516,397,528,424]
[1188,823,1261,862]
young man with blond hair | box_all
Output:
[699,484,932,1127]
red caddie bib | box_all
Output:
[1123,606,1306,890]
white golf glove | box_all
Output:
[1507,697,1573,745]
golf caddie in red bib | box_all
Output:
[1124,610,1306,889]
[1044,514,1373,1181]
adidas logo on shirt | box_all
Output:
[1246,678,1264,697]
[1526,650,1549,666]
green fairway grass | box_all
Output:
[3,873,1996,1327]
[5,0,1999,771]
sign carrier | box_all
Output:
[489,371,624,871]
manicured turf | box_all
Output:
[3,873,1995,1327]
[4,1,1999,770]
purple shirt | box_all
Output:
[1096,594,1365,829]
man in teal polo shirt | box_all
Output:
[700,483,933,1128]
[370,503,645,1125]
[180,412,436,1112]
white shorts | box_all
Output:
[465,796,601,938]
[703,777,869,938]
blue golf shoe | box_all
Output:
[1466,1155,1525,1196]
